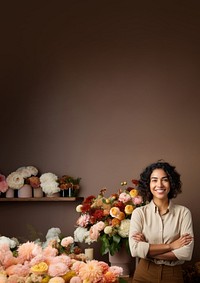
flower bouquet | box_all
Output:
[6,166,39,190]
[58,175,81,197]
[40,172,60,196]
[74,180,145,256]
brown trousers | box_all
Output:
[132,259,184,283]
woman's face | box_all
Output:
[150,168,170,201]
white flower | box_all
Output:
[0,236,17,249]
[74,227,93,244]
[26,166,38,176]
[40,173,58,183]
[104,226,113,235]
[6,171,24,189]
[76,204,83,213]
[40,173,60,195]
[46,227,61,240]
[117,219,130,238]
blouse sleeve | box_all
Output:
[129,207,150,258]
[172,208,194,261]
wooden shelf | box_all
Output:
[0,197,84,202]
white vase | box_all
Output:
[109,244,135,277]
[33,187,43,198]
[18,184,32,198]
[6,188,15,198]
[45,192,60,197]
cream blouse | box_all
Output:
[129,200,194,266]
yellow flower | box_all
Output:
[41,275,51,283]
[31,262,48,275]
[62,271,76,282]
[125,204,134,215]
[110,207,120,217]
[129,189,138,197]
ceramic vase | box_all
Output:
[6,188,15,198]
[33,187,43,198]
[18,184,32,198]
[108,244,135,277]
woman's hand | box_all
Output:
[170,234,193,250]
[132,232,146,242]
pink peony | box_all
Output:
[17,241,39,264]
[48,255,71,277]
[118,192,131,203]
[133,195,143,205]
[0,174,8,193]
[61,236,74,248]
[76,214,90,227]
[43,246,58,258]
[0,243,17,269]
[6,263,30,277]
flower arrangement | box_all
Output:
[74,180,145,256]
[40,173,60,196]
[0,173,8,193]
[6,166,39,190]
[58,175,81,197]
[0,228,126,283]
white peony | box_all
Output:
[6,171,24,189]
[117,219,131,238]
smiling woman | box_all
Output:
[129,161,194,283]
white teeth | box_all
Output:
[156,189,165,193]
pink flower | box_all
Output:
[49,277,65,283]
[0,274,7,283]
[0,243,17,269]
[133,195,143,205]
[70,276,82,283]
[6,263,30,277]
[109,265,123,276]
[78,260,104,283]
[76,214,90,227]
[89,222,105,241]
[48,255,71,277]
[17,242,39,264]
[7,275,26,283]
[61,236,74,248]
[43,246,58,258]
[118,192,131,203]
[0,174,8,193]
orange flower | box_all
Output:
[111,218,120,227]
[117,211,125,220]
[125,204,134,215]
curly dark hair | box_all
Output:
[138,161,182,202]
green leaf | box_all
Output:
[119,278,129,283]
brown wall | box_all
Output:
[0,1,200,262]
